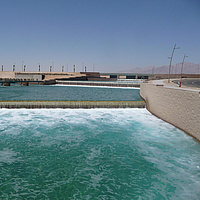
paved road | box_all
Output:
[173,79,200,88]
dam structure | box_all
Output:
[0,71,152,86]
[140,79,200,141]
[0,71,146,109]
[0,79,145,109]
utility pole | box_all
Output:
[22,61,24,72]
[52,61,54,72]
[93,64,95,72]
[82,62,84,72]
[180,54,188,87]
[152,66,154,74]
[168,44,180,83]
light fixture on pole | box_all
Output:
[179,54,188,87]
[168,44,180,83]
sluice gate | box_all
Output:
[0,101,145,109]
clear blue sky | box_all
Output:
[0,0,200,72]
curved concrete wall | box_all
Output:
[140,82,200,141]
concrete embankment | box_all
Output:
[140,81,200,141]
[0,101,145,109]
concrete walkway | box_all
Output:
[150,79,200,92]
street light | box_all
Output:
[168,44,180,83]
[179,54,188,87]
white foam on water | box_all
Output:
[0,148,19,166]
[55,84,140,89]
[1,108,200,199]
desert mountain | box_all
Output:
[124,62,200,74]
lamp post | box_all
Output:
[52,61,54,72]
[152,65,154,74]
[93,64,95,72]
[82,62,84,72]
[179,54,188,87]
[168,44,180,83]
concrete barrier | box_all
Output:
[140,82,200,141]
[0,101,145,109]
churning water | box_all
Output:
[0,108,200,199]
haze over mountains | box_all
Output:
[124,62,200,74]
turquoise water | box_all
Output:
[0,85,142,101]
[0,109,200,199]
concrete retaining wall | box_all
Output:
[140,82,200,141]
[15,74,42,81]
[0,101,145,109]
[0,72,15,79]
